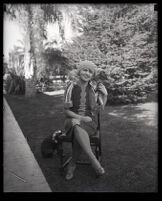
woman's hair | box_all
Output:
[77,60,97,77]
[67,69,79,82]
[67,60,98,82]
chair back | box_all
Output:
[97,108,101,131]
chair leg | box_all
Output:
[76,160,90,165]
[99,142,102,160]
[57,141,73,175]
[62,156,72,168]
[95,145,101,162]
[95,146,99,160]
[57,142,64,175]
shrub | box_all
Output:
[97,69,157,105]
[4,71,25,95]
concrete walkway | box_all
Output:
[3,97,51,192]
[43,89,64,96]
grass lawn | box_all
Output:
[4,93,158,192]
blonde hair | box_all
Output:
[67,69,79,82]
[77,60,97,78]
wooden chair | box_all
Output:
[57,109,102,174]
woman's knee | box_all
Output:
[73,125,87,136]
[73,124,80,132]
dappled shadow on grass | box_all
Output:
[4,94,158,192]
[107,102,158,127]
[100,102,158,192]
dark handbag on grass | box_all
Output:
[41,130,64,158]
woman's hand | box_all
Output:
[72,118,80,126]
[97,83,108,96]
[96,83,108,108]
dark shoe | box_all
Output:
[65,164,76,180]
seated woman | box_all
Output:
[64,60,108,180]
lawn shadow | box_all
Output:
[5,94,158,192]
[107,102,158,127]
[99,102,158,192]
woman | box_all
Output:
[64,60,108,180]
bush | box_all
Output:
[4,72,25,95]
[97,70,157,105]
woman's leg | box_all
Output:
[72,137,82,163]
[65,124,104,180]
[65,125,82,180]
[73,125,103,172]
[65,119,82,165]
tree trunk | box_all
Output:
[24,5,46,98]
[25,78,36,97]
[24,5,36,97]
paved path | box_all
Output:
[43,89,64,96]
[3,97,51,192]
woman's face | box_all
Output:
[79,67,94,82]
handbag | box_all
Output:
[41,130,64,158]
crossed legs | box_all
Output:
[73,125,103,171]
[66,125,104,180]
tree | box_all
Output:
[4,4,157,103]
[62,4,157,104]
[4,4,86,96]
[4,4,45,96]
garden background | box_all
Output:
[3,4,158,192]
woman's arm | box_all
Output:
[64,109,82,120]
[64,109,92,122]
[97,83,108,108]
[99,94,107,107]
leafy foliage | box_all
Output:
[42,48,72,77]
[4,4,157,102]
[61,4,158,104]
[4,70,25,95]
